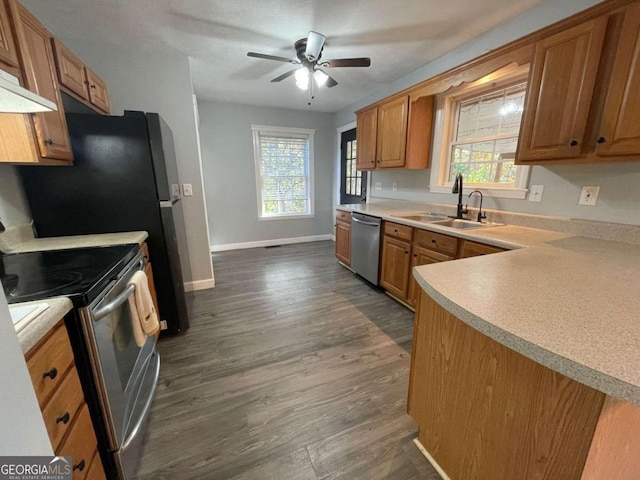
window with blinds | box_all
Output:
[251,125,315,219]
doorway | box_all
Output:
[340,128,367,204]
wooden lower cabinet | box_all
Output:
[380,235,412,300]
[408,291,640,479]
[407,247,452,307]
[26,320,106,479]
[140,241,161,320]
[335,222,351,265]
[459,239,506,258]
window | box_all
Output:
[429,65,531,199]
[449,83,526,186]
[252,125,315,219]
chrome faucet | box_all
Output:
[451,173,468,219]
[468,190,487,223]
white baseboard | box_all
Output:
[184,278,215,292]
[413,439,451,480]
[330,234,336,241]
[211,234,332,252]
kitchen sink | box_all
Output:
[432,219,503,230]
[390,213,449,223]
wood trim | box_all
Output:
[355,0,635,113]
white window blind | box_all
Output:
[252,125,315,219]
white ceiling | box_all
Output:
[25,0,549,112]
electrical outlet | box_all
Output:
[374,181,383,191]
[392,182,398,192]
[529,185,544,202]
[160,320,168,330]
[171,184,180,197]
[182,184,193,197]
[579,185,599,206]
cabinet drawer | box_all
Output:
[42,368,85,450]
[384,221,413,241]
[459,240,506,258]
[58,405,97,480]
[27,322,75,408]
[336,210,351,224]
[415,229,459,256]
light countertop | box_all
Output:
[6,231,148,254]
[338,203,640,406]
[15,297,73,354]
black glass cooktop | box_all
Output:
[0,244,139,306]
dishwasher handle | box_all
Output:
[352,216,380,227]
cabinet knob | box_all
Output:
[56,412,70,424]
[431,239,436,243]
[44,138,53,145]
[42,367,58,380]
[376,159,381,163]
[73,460,86,472]
[405,251,409,254]
[84,80,90,85]
[570,140,578,146]
[413,254,417,257]
[597,137,606,144]
[90,84,96,89]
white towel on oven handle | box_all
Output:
[127,270,160,347]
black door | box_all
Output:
[340,128,367,204]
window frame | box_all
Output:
[251,124,315,221]
[429,65,531,199]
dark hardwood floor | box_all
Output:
[135,241,440,480]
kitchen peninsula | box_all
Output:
[410,229,640,479]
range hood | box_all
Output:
[0,71,57,113]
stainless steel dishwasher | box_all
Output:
[350,212,382,285]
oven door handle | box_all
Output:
[93,284,136,321]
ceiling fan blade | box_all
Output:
[323,57,371,68]
[305,31,326,61]
[270,69,299,83]
[317,68,338,88]
[247,52,296,63]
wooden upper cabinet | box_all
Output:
[51,39,110,114]
[595,2,640,157]
[0,0,19,69]
[356,107,377,170]
[86,67,110,113]
[517,17,608,162]
[14,4,72,161]
[405,95,434,169]
[51,38,89,101]
[376,95,408,168]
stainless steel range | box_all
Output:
[2,244,160,479]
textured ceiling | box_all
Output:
[23,0,549,112]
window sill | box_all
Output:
[429,185,529,200]
[258,214,316,221]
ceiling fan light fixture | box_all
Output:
[313,69,328,87]
[295,67,309,90]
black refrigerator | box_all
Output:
[19,110,189,334]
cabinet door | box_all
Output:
[335,222,351,266]
[15,5,72,161]
[405,95,434,169]
[51,38,89,101]
[0,0,19,68]
[407,246,453,307]
[356,107,377,170]
[595,3,640,157]
[376,96,408,168]
[380,235,412,300]
[144,261,161,323]
[516,17,607,162]
[86,67,110,113]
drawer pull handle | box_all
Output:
[42,368,58,380]
[597,137,606,144]
[44,138,53,145]
[73,460,86,472]
[431,239,436,243]
[570,140,578,146]
[56,412,70,424]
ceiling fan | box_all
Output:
[247,31,371,91]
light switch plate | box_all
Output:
[182,184,193,197]
[392,182,398,192]
[529,185,544,202]
[579,185,599,206]
[171,184,180,197]
[374,181,383,191]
